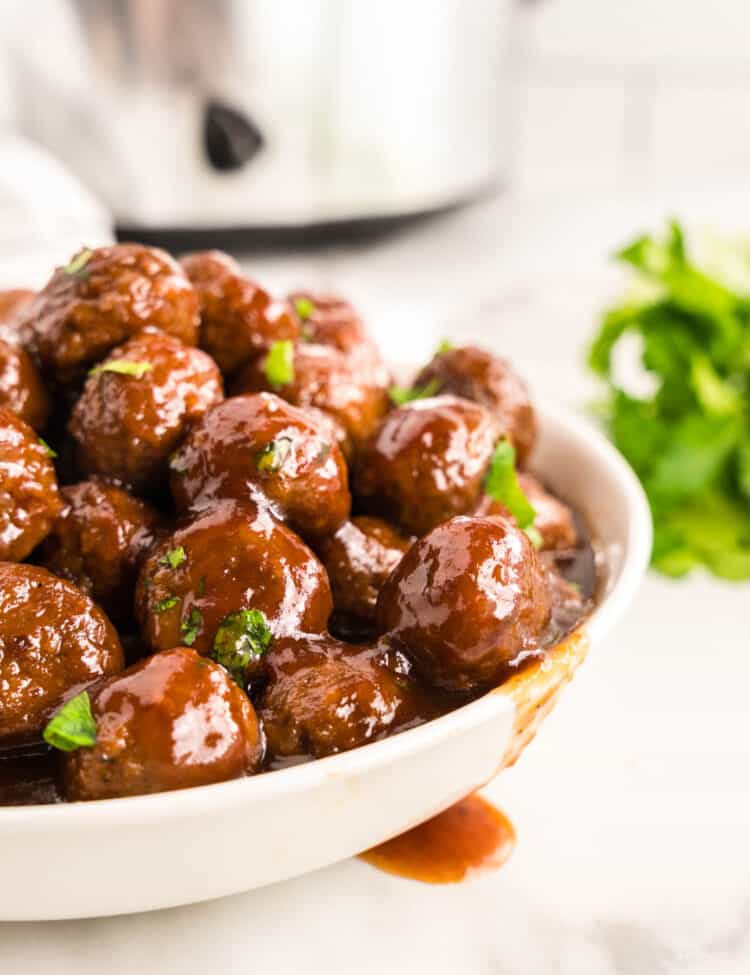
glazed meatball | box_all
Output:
[354,395,497,537]
[69,329,223,494]
[232,342,390,454]
[135,499,332,657]
[0,562,123,744]
[38,479,162,622]
[59,647,263,801]
[288,290,386,367]
[377,515,551,692]
[181,250,298,375]
[259,634,433,760]
[21,244,199,383]
[0,338,50,430]
[0,289,34,331]
[317,517,412,626]
[0,407,62,561]
[414,346,537,465]
[170,393,350,540]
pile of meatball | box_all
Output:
[0,244,587,803]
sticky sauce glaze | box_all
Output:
[360,794,515,883]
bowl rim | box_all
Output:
[0,403,652,828]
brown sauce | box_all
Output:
[360,793,515,883]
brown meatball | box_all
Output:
[317,517,412,625]
[0,407,62,561]
[288,290,386,367]
[38,479,162,622]
[0,562,123,745]
[181,250,298,375]
[232,342,390,454]
[0,338,50,429]
[170,393,350,540]
[135,499,332,657]
[354,395,497,537]
[414,346,537,464]
[0,289,35,330]
[377,515,551,692]
[69,329,223,494]
[60,647,263,801]
[21,244,199,383]
[259,634,433,760]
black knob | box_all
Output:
[203,99,264,172]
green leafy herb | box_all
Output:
[588,220,750,578]
[265,340,295,386]
[160,546,186,570]
[63,248,94,278]
[388,376,442,407]
[524,525,543,550]
[181,606,203,646]
[42,691,97,752]
[38,437,57,459]
[89,360,153,379]
[211,609,272,686]
[256,436,293,473]
[436,338,453,355]
[293,297,315,321]
[154,595,178,613]
[484,439,537,530]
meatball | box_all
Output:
[69,329,223,494]
[0,562,123,744]
[135,499,332,657]
[181,250,298,375]
[21,244,199,383]
[259,634,433,760]
[0,407,62,561]
[38,479,162,622]
[170,393,350,540]
[476,473,578,552]
[353,395,497,537]
[377,515,551,692]
[0,338,50,429]
[59,647,263,801]
[414,346,537,464]
[0,289,34,330]
[317,517,412,626]
[232,342,390,454]
[288,290,386,368]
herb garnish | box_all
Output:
[38,437,57,459]
[211,609,272,686]
[181,606,203,646]
[388,376,442,407]
[265,340,295,386]
[154,595,179,613]
[436,338,453,355]
[589,220,750,578]
[63,248,94,278]
[43,691,97,752]
[484,439,539,545]
[256,436,293,473]
[89,360,153,379]
[293,297,315,321]
[160,546,186,570]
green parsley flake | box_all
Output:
[43,691,97,752]
[63,248,94,277]
[89,360,153,379]
[293,297,315,321]
[160,546,186,570]
[256,436,293,473]
[265,340,295,386]
[388,376,442,407]
[212,609,272,686]
[524,525,543,550]
[436,338,453,355]
[181,606,203,646]
[154,595,179,613]
[38,437,57,459]
[484,439,537,530]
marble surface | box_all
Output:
[3,190,750,974]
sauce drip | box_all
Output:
[360,793,515,883]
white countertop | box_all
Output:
[3,190,750,975]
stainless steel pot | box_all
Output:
[8,0,516,236]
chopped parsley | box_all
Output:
[43,691,97,752]
[211,609,272,686]
[388,376,442,407]
[265,340,295,386]
[63,248,94,278]
[160,546,186,570]
[154,595,179,613]
[38,437,57,459]
[256,436,293,473]
[484,439,537,537]
[89,360,153,379]
[436,338,453,355]
[293,297,315,321]
[181,606,203,646]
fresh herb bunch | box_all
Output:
[589,220,750,579]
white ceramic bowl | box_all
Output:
[0,406,651,920]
